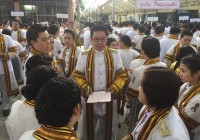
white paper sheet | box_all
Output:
[87,91,111,103]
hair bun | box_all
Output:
[21,85,35,100]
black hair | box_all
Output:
[25,54,53,77]
[152,22,158,28]
[64,29,75,39]
[133,23,139,30]
[12,19,20,24]
[120,35,132,48]
[141,36,160,58]
[26,24,48,46]
[180,30,193,39]
[88,22,95,29]
[170,26,181,35]
[181,54,200,75]
[154,25,165,34]
[48,24,59,35]
[2,28,11,36]
[145,28,150,36]
[106,38,117,47]
[138,25,145,33]
[174,47,196,70]
[90,25,108,37]
[35,77,81,127]
[21,65,58,101]
[142,67,181,110]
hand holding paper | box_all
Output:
[87,91,111,103]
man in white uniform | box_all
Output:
[160,26,180,62]
[83,22,94,50]
[165,30,197,66]
[0,33,19,117]
[152,25,166,41]
[127,36,166,132]
[11,19,27,47]
[132,25,146,52]
[48,24,63,58]
[57,29,81,77]
[71,25,128,140]
[126,23,139,41]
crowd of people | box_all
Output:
[0,19,200,140]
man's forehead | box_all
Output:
[93,31,107,37]
[38,31,49,37]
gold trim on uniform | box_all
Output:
[170,61,180,75]
[178,81,200,130]
[168,34,178,40]
[31,47,40,56]
[137,108,170,140]
[24,100,35,107]
[33,125,78,140]
[165,42,180,63]
[19,50,28,60]
[144,58,159,65]
[0,34,19,96]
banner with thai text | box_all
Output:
[136,0,180,9]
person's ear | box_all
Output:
[73,103,81,115]
[193,70,200,80]
[30,40,37,47]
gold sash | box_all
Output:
[154,33,164,37]
[31,47,40,56]
[178,81,200,130]
[138,33,145,35]
[0,34,19,96]
[24,100,35,107]
[57,46,77,77]
[137,108,170,140]
[165,42,180,63]
[33,125,78,140]
[170,61,180,75]
[66,46,77,77]
[144,58,159,65]
[11,29,22,43]
[86,47,114,140]
[168,34,178,40]
[126,58,159,97]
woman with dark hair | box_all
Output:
[122,67,189,140]
[5,65,59,140]
[170,46,196,75]
[106,37,118,49]
[19,77,81,140]
[178,54,200,140]
[119,35,140,70]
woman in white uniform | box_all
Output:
[122,67,190,140]
[178,54,200,140]
[6,65,58,140]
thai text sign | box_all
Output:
[179,16,189,21]
[190,18,200,23]
[136,0,180,9]
[11,11,24,17]
[148,17,158,22]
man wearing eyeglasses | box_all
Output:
[72,25,127,140]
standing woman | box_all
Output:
[107,37,118,49]
[118,35,140,70]
[178,54,200,140]
[122,67,190,140]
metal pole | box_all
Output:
[112,0,115,21]
[56,0,58,22]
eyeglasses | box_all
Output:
[92,38,107,43]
